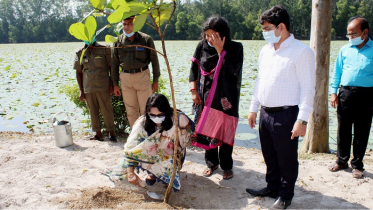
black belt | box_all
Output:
[122,65,148,74]
[341,85,373,92]
[262,105,297,113]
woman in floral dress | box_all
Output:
[103,94,193,191]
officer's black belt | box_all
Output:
[262,105,297,113]
[122,65,148,73]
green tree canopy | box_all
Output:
[1,0,373,43]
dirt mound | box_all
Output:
[53,187,176,209]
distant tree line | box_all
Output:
[0,0,372,43]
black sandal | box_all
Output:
[109,136,117,143]
[145,174,157,186]
[90,135,104,141]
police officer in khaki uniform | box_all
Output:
[112,16,160,128]
[74,41,117,142]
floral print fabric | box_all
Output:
[103,112,193,191]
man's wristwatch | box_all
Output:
[297,119,308,126]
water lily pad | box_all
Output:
[0,41,371,149]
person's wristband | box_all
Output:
[190,88,197,92]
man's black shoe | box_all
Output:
[270,197,292,209]
[245,187,279,198]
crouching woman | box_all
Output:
[103,94,193,191]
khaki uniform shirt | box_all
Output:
[111,32,160,86]
[73,42,111,93]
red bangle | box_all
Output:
[190,88,197,92]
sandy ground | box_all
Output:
[1,132,373,209]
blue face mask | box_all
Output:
[124,32,135,37]
[349,35,364,46]
[262,28,281,44]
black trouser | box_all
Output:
[259,106,299,201]
[336,86,373,170]
[205,143,233,170]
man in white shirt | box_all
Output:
[246,5,315,210]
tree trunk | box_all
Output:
[300,0,332,154]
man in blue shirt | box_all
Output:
[329,16,373,179]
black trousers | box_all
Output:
[205,143,233,170]
[336,86,373,170]
[259,106,299,200]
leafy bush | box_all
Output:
[60,84,89,116]
[155,76,171,100]
[59,82,130,136]
[110,88,130,136]
[60,76,170,136]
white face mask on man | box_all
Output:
[349,33,365,46]
[262,26,282,44]
[124,31,135,37]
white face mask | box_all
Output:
[207,41,215,48]
[124,32,135,37]
[149,115,165,124]
[262,28,281,44]
[349,35,364,46]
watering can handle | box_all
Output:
[51,112,72,128]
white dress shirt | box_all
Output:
[249,34,315,122]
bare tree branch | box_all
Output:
[163,1,177,37]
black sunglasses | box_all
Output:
[148,113,165,118]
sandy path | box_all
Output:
[0,132,372,209]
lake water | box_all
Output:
[0,40,371,150]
